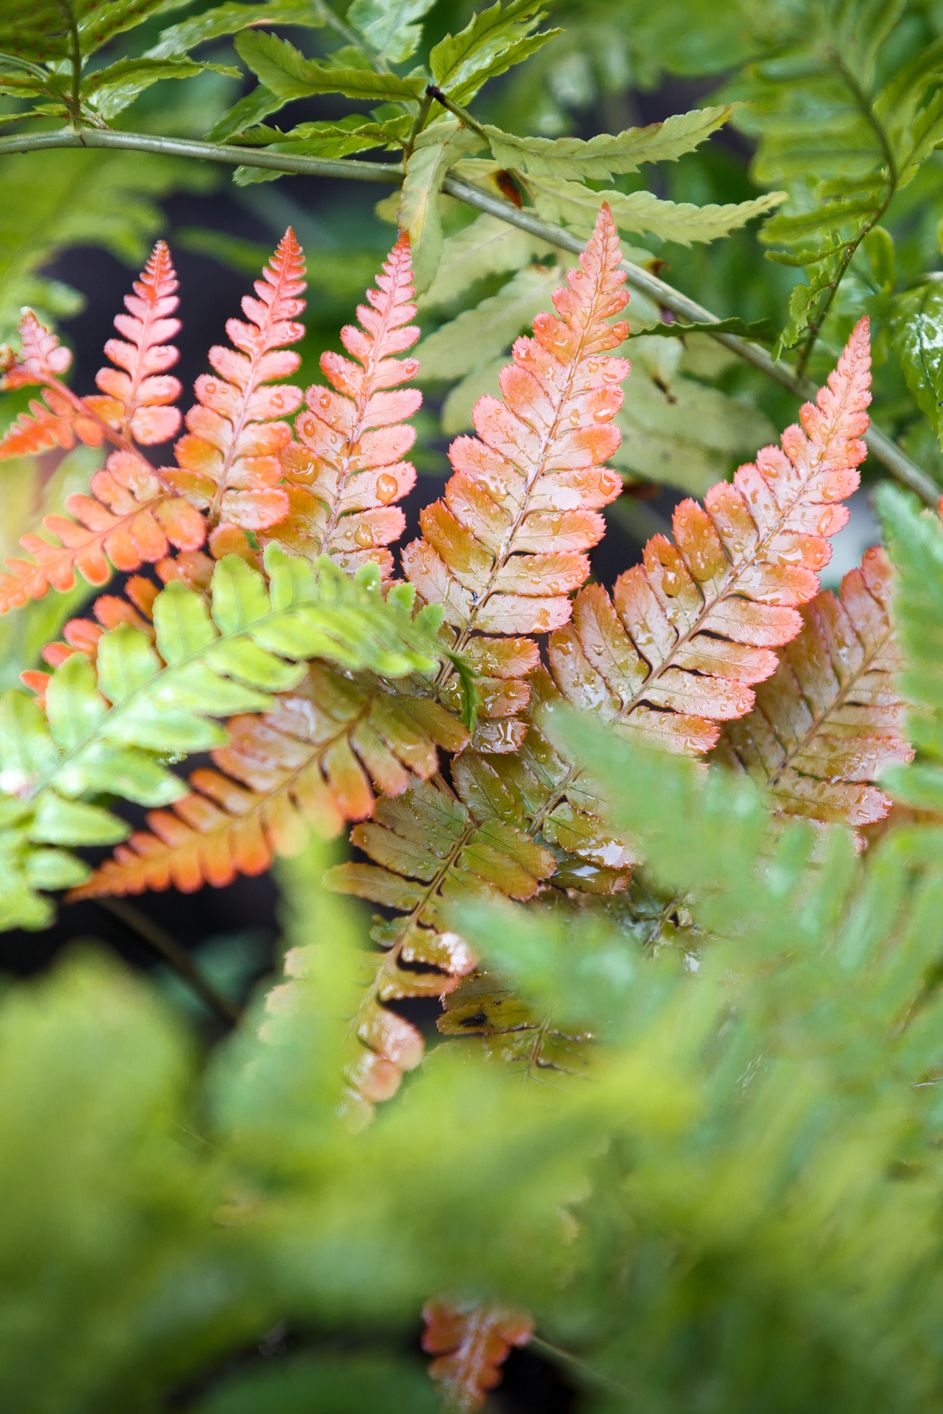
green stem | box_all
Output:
[99,898,242,1027]
[426,83,489,137]
[0,126,935,504]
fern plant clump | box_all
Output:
[3,2,943,1410]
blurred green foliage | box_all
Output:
[2,2,943,1409]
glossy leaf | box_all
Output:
[548,319,873,762]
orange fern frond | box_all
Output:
[93,240,183,444]
[167,228,305,531]
[422,1299,534,1411]
[0,449,206,612]
[402,203,630,749]
[547,318,872,759]
[328,778,555,1119]
[715,545,911,827]
[277,233,421,576]
[71,667,468,899]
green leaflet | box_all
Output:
[0,550,463,929]
[483,105,731,181]
[348,0,438,65]
[0,0,174,64]
[529,175,785,246]
[399,121,484,292]
[877,487,943,814]
[83,58,239,120]
[233,117,408,185]
[235,30,426,103]
[416,263,560,382]
[891,283,943,450]
[428,0,559,106]
[419,212,553,310]
[145,0,326,62]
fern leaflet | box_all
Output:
[167,228,305,531]
[276,233,421,577]
[715,546,911,827]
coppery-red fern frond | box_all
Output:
[715,544,911,826]
[276,233,421,577]
[402,203,630,749]
[422,1300,534,1411]
[166,227,306,531]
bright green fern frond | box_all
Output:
[0,549,462,929]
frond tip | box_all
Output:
[422,1299,534,1411]
[549,317,873,757]
[277,232,421,576]
[168,227,306,531]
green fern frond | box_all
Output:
[0,550,461,928]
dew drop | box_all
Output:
[402,358,419,377]
[354,523,376,549]
[318,392,331,408]
[376,472,399,504]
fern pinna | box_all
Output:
[0,247,204,609]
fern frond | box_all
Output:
[0,285,205,612]
[422,1299,533,1412]
[402,203,629,747]
[715,547,911,828]
[93,240,182,445]
[328,778,554,1116]
[74,667,467,898]
[0,550,456,927]
[168,228,305,531]
[0,452,205,613]
[276,234,421,576]
[546,317,871,764]
[439,973,591,1079]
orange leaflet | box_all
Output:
[716,545,912,827]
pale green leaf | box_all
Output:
[348,0,437,65]
[235,31,425,102]
[429,0,558,105]
[419,212,553,310]
[416,263,560,381]
[483,105,731,181]
[531,175,785,246]
[399,120,484,292]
